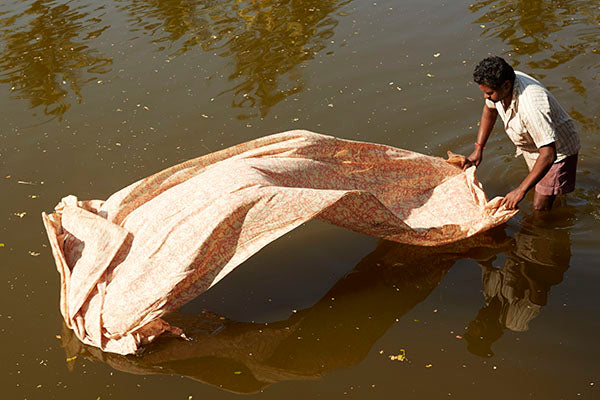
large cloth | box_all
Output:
[42,130,517,354]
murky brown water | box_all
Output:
[1,0,599,399]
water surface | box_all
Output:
[1,0,599,399]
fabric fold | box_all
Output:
[42,130,517,354]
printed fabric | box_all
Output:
[42,130,517,354]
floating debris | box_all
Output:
[389,349,407,361]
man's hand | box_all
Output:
[463,148,483,170]
[500,187,526,209]
[499,144,556,210]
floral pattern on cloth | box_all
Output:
[42,130,517,354]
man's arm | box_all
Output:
[500,143,557,209]
[464,105,498,170]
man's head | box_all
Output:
[473,56,515,103]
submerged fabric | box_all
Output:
[42,130,517,354]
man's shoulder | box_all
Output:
[515,71,549,104]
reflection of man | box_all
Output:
[465,215,571,357]
[464,56,580,211]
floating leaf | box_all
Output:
[29,251,41,256]
[66,356,77,362]
[433,53,440,57]
[233,371,242,375]
[14,212,27,218]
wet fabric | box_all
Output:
[42,130,517,354]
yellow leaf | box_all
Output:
[66,356,77,362]
[433,53,440,57]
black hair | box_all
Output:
[473,56,515,89]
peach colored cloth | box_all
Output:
[42,130,517,354]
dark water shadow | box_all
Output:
[0,1,112,118]
[116,0,352,118]
[60,227,513,394]
[464,210,574,357]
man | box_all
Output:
[464,56,580,211]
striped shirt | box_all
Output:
[485,71,580,164]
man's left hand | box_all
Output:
[501,188,526,209]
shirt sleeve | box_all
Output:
[519,86,557,148]
[485,99,496,109]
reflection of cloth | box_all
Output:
[485,71,580,163]
[60,234,510,393]
[42,130,517,355]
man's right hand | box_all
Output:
[463,148,483,170]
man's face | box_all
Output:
[478,80,511,103]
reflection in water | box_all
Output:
[0,1,112,117]
[470,0,598,64]
[60,230,510,394]
[469,0,600,131]
[118,0,351,118]
[465,214,572,358]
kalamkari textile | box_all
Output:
[42,130,517,354]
